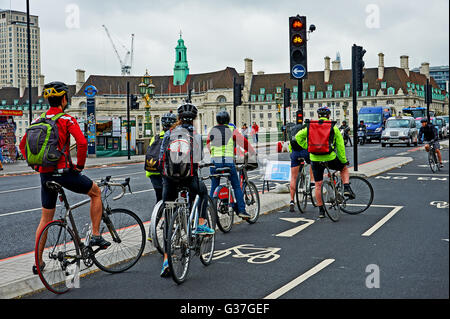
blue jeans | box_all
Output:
[210,157,246,214]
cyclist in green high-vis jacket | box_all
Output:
[295,106,355,218]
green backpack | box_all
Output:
[25,112,68,168]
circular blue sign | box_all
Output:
[84,85,98,98]
[292,64,306,79]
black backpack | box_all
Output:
[144,133,164,173]
[288,123,306,152]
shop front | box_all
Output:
[0,110,22,163]
[95,116,136,157]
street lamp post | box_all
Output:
[139,70,155,137]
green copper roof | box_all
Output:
[173,33,189,86]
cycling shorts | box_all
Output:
[424,140,440,150]
[311,158,346,182]
[290,150,310,167]
[40,170,93,209]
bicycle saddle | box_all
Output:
[215,167,231,174]
[45,181,63,192]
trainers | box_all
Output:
[289,201,295,212]
[238,211,251,219]
[343,185,356,200]
[89,235,111,249]
[318,207,326,218]
[160,259,170,277]
[439,163,444,168]
[196,223,215,235]
[32,261,46,275]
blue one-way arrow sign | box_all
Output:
[292,64,306,79]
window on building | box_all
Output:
[293,86,298,93]
[381,82,387,89]
[363,83,369,90]
[276,87,282,93]
[327,84,333,91]
[258,95,264,102]
[335,91,341,98]
[370,89,377,97]
[309,85,315,92]
[259,88,265,95]
[268,121,272,127]
[387,87,395,95]
[345,83,351,91]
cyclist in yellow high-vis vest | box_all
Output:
[207,111,256,219]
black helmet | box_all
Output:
[216,110,230,125]
[43,81,69,99]
[420,118,428,123]
[161,112,177,129]
[317,106,331,117]
[177,103,198,120]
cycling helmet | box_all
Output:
[216,110,230,125]
[420,118,428,123]
[317,106,331,117]
[177,103,198,120]
[43,81,69,99]
[161,112,177,129]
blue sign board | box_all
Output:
[264,161,291,182]
[86,97,96,155]
[291,64,306,79]
[84,85,98,98]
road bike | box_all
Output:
[427,141,441,173]
[295,157,315,214]
[35,175,146,294]
[319,162,374,222]
[211,154,260,233]
[165,167,217,284]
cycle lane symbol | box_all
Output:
[212,244,281,264]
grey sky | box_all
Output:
[4,0,449,85]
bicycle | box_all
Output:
[319,162,374,222]
[211,154,260,233]
[427,141,441,173]
[35,175,146,294]
[295,157,315,214]
[165,166,217,284]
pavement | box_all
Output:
[0,139,448,299]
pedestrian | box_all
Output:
[252,122,259,143]
[241,123,249,139]
[0,136,4,170]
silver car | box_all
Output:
[381,116,419,147]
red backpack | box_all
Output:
[307,120,336,155]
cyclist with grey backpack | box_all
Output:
[19,81,110,275]
[157,103,214,277]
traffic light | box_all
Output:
[284,88,291,107]
[289,15,308,80]
[352,44,366,91]
[130,94,139,110]
[296,110,303,124]
[425,80,432,105]
[233,81,242,107]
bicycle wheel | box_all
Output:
[321,180,340,222]
[92,208,145,273]
[243,181,260,224]
[428,150,438,173]
[167,208,191,284]
[199,198,216,266]
[35,220,81,294]
[434,151,441,172]
[214,196,234,233]
[339,176,374,214]
[150,201,165,255]
[295,173,307,214]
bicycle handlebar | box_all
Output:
[98,176,132,200]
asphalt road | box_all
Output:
[0,142,416,260]
[6,142,448,300]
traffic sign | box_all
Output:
[84,85,98,98]
[292,64,306,79]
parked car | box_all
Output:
[432,117,445,139]
[436,116,449,139]
[381,116,418,147]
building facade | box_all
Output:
[0,9,41,88]
[412,65,449,92]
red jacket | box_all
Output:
[19,107,88,173]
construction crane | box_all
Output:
[102,25,134,75]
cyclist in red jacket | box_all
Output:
[19,81,110,275]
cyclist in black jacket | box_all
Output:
[419,118,443,168]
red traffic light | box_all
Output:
[292,19,304,30]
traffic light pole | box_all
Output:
[127,81,131,160]
[233,77,237,125]
[298,79,303,117]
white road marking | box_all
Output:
[264,259,335,299]
[276,217,315,237]
[361,206,403,237]
[388,173,448,177]
[0,186,40,194]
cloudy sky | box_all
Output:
[3,0,449,85]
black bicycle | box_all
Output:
[35,176,146,294]
[427,141,441,173]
